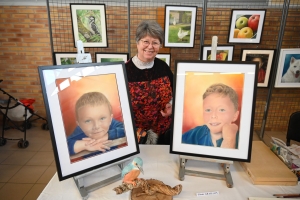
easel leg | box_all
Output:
[74,177,89,200]
[179,158,186,181]
[222,163,233,188]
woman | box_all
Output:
[125,20,173,144]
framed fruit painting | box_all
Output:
[228,9,266,44]
[201,45,234,61]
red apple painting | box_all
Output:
[228,10,266,44]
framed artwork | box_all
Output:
[156,53,171,66]
[95,53,129,63]
[54,52,91,65]
[275,48,300,88]
[201,45,234,61]
[164,5,197,48]
[228,9,266,44]
[70,4,107,48]
[241,49,275,87]
[170,60,258,162]
[38,62,139,181]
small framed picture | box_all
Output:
[228,9,266,44]
[170,60,258,162]
[156,53,171,66]
[38,62,139,180]
[70,4,107,48]
[201,45,234,61]
[164,5,197,48]
[54,52,91,65]
[95,53,129,63]
[241,49,275,87]
[275,48,300,88]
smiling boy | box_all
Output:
[182,83,239,149]
[67,92,125,156]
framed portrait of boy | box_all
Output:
[201,45,234,61]
[275,48,300,88]
[241,49,275,87]
[70,4,107,48]
[164,5,197,48]
[38,62,139,181]
[156,53,171,66]
[228,9,266,44]
[95,53,129,63]
[170,61,258,162]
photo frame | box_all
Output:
[241,49,275,87]
[70,4,107,48]
[275,48,300,88]
[156,53,171,66]
[38,62,139,181]
[54,52,90,65]
[201,45,234,61]
[228,9,266,44]
[170,60,258,162]
[95,53,129,63]
[164,5,197,48]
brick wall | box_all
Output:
[0,6,52,127]
[0,5,299,132]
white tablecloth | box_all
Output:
[38,145,300,200]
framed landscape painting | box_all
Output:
[170,60,258,162]
[164,5,197,47]
[70,4,107,48]
[275,48,300,88]
[38,62,139,180]
[95,53,129,63]
[156,53,171,66]
[201,45,234,61]
[228,9,266,44]
[241,49,275,87]
[54,52,78,65]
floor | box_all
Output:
[0,124,299,200]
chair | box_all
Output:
[286,111,300,146]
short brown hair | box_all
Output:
[203,83,238,111]
[75,92,112,119]
[135,20,164,44]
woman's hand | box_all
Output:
[160,103,172,117]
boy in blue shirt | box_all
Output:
[182,83,239,149]
[67,92,125,158]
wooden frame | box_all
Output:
[38,62,139,181]
[201,45,234,61]
[170,60,258,162]
[164,5,197,48]
[228,9,266,44]
[275,48,300,88]
[241,49,275,87]
[156,53,171,66]
[95,53,129,63]
[70,4,107,48]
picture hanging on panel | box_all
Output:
[164,5,197,48]
[95,53,129,63]
[38,62,139,181]
[275,48,300,88]
[156,53,171,66]
[228,9,266,44]
[170,60,258,162]
[201,45,235,61]
[54,52,90,65]
[70,4,108,48]
[241,49,275,87]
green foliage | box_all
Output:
[101,58,123,62]
[61,58,76,65]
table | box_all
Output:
[38,145,300,200]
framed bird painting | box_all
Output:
[70,4,108,48]
[164,5,197,48]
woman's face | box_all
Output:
[137,35,161,62]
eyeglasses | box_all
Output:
[140,39,161,48]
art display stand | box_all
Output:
[178,155,234,188]
[177,35,233,188]
[73,158,130,200]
